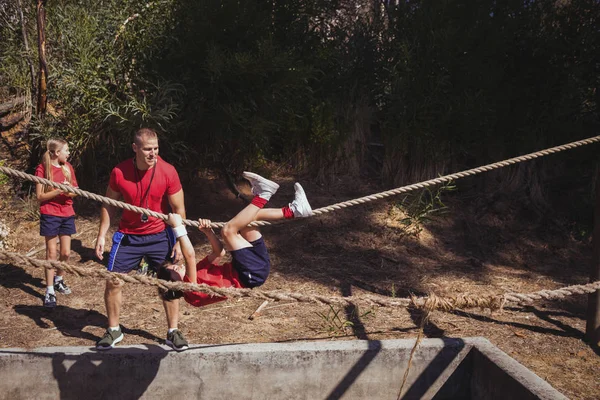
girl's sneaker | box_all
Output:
[54,280,72,295]
[44,292,56,308]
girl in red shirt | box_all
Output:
[35,138,78,308]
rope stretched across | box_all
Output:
[1,251,598,312]
[1,135,599,228]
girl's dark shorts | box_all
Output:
[40,214,76,237]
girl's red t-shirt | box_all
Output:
[35,162,78,217]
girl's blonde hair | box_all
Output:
[42,138,71,192]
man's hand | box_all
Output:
[171,241,183,263]
[167,212,183,228]
[95,236,105,260]
[198,218,213,233]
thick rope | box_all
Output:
[1,251,598,312]
[1,135,599,228]
[311,135,600,216]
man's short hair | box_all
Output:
[133,128,158,145]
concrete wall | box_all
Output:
[0,338,566,400]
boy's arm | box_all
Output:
[198,218,226,264]
[166,213,197,283]
[177,234,197,283]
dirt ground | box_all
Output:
[0,166,599,399]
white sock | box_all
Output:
[54,276,63,283]
[46,286,55,295]
[109,326,120,332]
[168,328,178,334]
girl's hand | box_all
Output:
[60,181,76,197]
[197,218,212,232]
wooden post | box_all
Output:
[586,167,600,346]
[36,0,48,116]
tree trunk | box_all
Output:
[36,0,48,116]
[17,0,36,104]
[587,165,600,346]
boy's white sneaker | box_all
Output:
[289,183,313,218]
[242,171,280,201]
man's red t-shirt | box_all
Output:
[35,162,78,217]
[109,156,182,235]
[183,256,246,307]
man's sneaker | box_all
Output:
[96,327,124,350]
[242,171,280,201]
[43,292,56,308]
[289,183,313,218]
[166,329,189,352]
[54,280,72,295]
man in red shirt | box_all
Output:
[94,128,194,351]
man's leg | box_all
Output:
[105,278,123,327]
[97,232,137,350]
[96,278,124,350]
[163,298,179,331]
[145,230,189,351]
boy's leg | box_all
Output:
[254,182,313,221]
[239,226,262,243]
[222,205,261,251]
[223,172,280,251]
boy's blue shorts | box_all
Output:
[40,214,76,237]
[231,236,270,288]
[107,229,175,274]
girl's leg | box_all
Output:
[44,236,58,288]
[57,234,72,277]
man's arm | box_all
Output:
[95,187,121,260]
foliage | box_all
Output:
[0,161,9,186]
[19,195,40,222]
[316,305,374,336]
[0,0,597,193]
[390,181,456,237]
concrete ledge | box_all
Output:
[0,338,566,399]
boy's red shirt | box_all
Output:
[182,256,246,307]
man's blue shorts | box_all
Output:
[107,229,175,274]
[231,236,270,288]
[40,214,76,237]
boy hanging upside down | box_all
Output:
[158,172,313,306]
